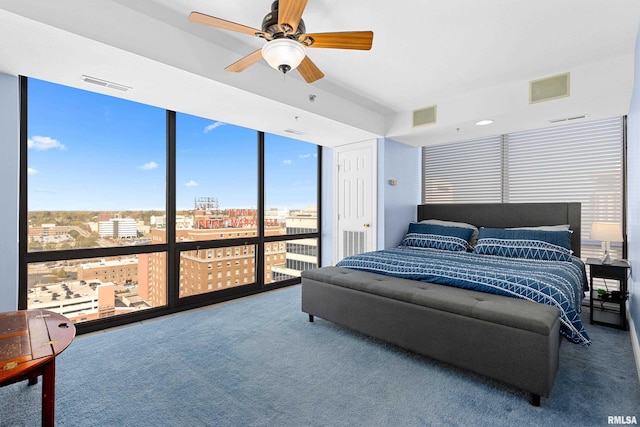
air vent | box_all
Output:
[284,128,307,136]
[413,105,437,127]
[548,114,587,124]
[81,75,132,92]
[529,73,569,104]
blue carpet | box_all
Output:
[1,285,638,426]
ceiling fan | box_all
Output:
[188,0,374,83]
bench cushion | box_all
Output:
[302,266,559,336]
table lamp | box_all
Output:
[590,222,623,264]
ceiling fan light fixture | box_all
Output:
[262,38,305,74]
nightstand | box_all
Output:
[586,258,630,330]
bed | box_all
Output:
[301,202,588,406]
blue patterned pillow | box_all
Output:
[401,223,474,252]
[473,227,573,261]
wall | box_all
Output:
[322,138,421,264]
[626,24,640,367]
[0,73,19,311]
[380,138,422,248]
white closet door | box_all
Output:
[335,140,376,262]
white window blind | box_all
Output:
[422,117,624,260]
[423,135,503,203]
[505,117,624,259]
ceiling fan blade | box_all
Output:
[189,11,268,38]
[225,49,263,72]
[297,56,324,83]
[278,0,308,34]
[300,31,374,50]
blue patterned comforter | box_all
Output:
[336,246,590,345]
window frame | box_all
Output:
[18,76,322,334]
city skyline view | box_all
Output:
[23,75,320,328]
[27,78,318,212]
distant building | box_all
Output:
[273,207,318,280]
[150,214,193,229]
[77,257,139,284]
[97,212,113,222]
[145,215,286,303]
[28,224,72,242]
[32,206,318,320]
[176,215,194,229]
[150,215,165,227]
[27,279,148,323]
[264,208,287,226]
[99,218,137,238]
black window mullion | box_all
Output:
[25,245,166,263]
[623,115,628,260]
[257,131,265,288]
[18,76,28,310]
[317,145,323,267]
[167,110,178,308]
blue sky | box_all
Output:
[27,78,317,212]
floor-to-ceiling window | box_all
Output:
[174,113,259,299]
[23,78,168,324]
[20,77,320,333]
[264,134,319,283]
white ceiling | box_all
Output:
[1,0,639,147]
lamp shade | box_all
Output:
[261,39,306,74]
[589,222,623,242]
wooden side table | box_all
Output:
[586,258,630,330]
[0,309,75,427]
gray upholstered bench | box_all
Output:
[301,266,561,406]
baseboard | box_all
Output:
[628,306,640,384]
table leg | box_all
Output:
[41,359,55,427]
[589,276,594,325]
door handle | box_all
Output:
[364,223,370,228]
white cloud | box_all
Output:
[139,161,158,171]
[28,136,66,151]
[299,153,312,158]
[282,159,293,165]
[185,180,198,187]
[204,122,226,133]
[28,168,38,175]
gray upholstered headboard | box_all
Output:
[417,203,581,257]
